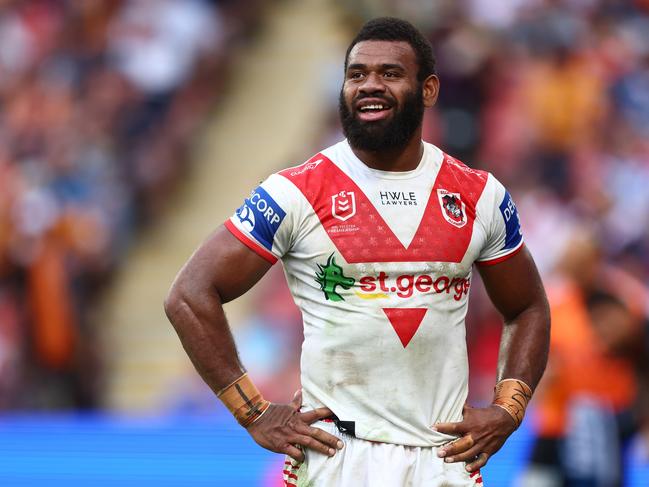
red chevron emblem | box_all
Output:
[383,308,427,347]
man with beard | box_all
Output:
[165,17,550,486]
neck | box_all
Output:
[350,131,424,172]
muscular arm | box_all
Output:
[480,246,550,390]
[164,225,342,460]
[436,246,550,471]
[163,225,272,393]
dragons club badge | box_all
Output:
[437,189,467,228]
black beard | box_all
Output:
[339,87,424,152]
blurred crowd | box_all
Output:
[1,0,648,484]
[0,0,268,410]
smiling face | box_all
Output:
[339,40,437,152]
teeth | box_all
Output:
[360,104,386,111]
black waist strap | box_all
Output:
[328,414,356,437]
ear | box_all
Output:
[422,74,440,108]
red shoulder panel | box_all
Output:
[279,152,488,263]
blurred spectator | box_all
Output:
[108,0,223,96]
[520,233,642,486]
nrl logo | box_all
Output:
[314,253,355,302]
[437,189,467,228]
[331,190,356,222]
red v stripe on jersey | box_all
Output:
[280,152,488,263]
[383,308,427,347]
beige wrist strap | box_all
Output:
[492,378,533,428]
[217,373,270,428]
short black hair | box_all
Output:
[344,17,436,82]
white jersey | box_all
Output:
[226,140,524,447]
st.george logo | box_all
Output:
[437,189,467,228]
[331,190,356,222]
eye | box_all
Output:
[384,71,400,78]
[348,71,364,80]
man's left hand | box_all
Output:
[433,403,516,472]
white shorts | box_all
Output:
[282,420,484,487]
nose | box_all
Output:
[358,72,386,94]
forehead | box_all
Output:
[347,40,418,71]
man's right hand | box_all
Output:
[246,391,344,462]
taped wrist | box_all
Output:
[217,373,270,428]
[492,378,533,428]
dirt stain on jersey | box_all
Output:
[322,349,367,389]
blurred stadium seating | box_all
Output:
[0,0,648,485]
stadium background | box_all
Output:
[0,0,648,485]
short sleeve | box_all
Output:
[224,174,297,264]
[475,174,524,266]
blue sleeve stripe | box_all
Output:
[498,191,523,250]
[235,186,286,251]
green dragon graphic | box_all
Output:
[314,253,355,301]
